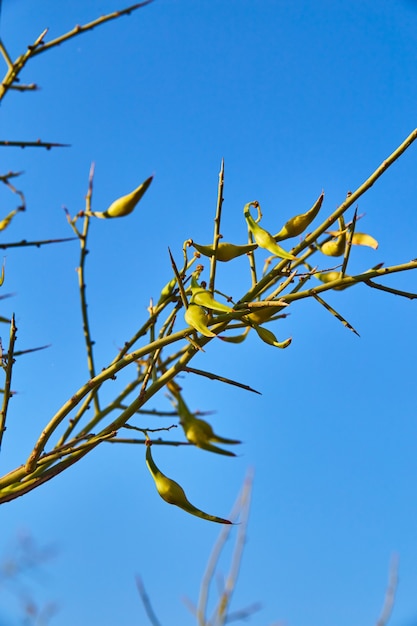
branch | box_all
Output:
[0,2,154,102]
[0,237,76,250]
[0,315,17,451]
[0,140,69,149]
[375,555,399,626]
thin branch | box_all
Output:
[76,163,100,414]
[0,237,76,250]
[375,554,399,626]
[184,366,261,395]
[0,315,17,451]
[29,2,154,57]
[135,576,163,626]
[0,140,69,149]
[197,470,254,626]
[312,292,360,336]
[365,280,417,299]
[209,158,225,294]
[0,2,153,102]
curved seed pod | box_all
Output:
[246,302,287,325]
[314,270,351,290]
[145,442,232,524]
[320,216,346,257]
[184,303,216,337]
[0,206,21,232]
[244,202,297,260]
[190,273,233,313]
[274,192,324,241]
[219,328,250,343]
[157,276,177,305]
[252,323,292,348]
[93,175,153,218]
[176,395,240,456]
[351,232,378,249]
[192,241,258,262]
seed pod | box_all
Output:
[192,241,258,262]
[184,303,216,337]
[351,232,378,249]
[93,175,153,218]
[157,277,177,305]
[320,216,346,257]
[0,206,20,232]
[252,323,292,348]
[246,301,287,325]
[314,270,351,290]
[145,442,232,524]
[244,202,297,260]
[190,273,233,313]
[175,394,240,456]
[274,192,324,241]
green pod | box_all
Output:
[320,216,346,257]
[145,443,232,524]
[176,395,240,456]
[244,202,297,260]
[192,241,258,262]
[93,175,153,218]
[274,192,324,241]
[246,302,286,325]
[190,273,233,313]
[314,270,351,290]
[184,303,216,337]
[157,277,177,305]
[252,323,292,348]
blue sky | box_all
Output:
[1,1,417,625]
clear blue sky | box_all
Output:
[1,1,417,625]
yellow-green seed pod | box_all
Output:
[0,207,20,232]
[252,323,292,348]
[314,270,351,290]
[245,301,287,325]
[192,241,258,262]
[351,232,378,249]
[274,192,324,241]
[320,216,346,257]
[145,442,232,524]
[184,303,216,337]
[93,175,153,218]
[219,328,250,344]
[244,202,297,260]
[157,277,177,305]
[175,394,240,456]
[190,273,233,313]
[0,259,5,286]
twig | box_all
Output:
[0,237,76,250]
[184,366,261,395]
[135,576,163,626]
[0,315,17,451]
[208,158,225,294]
[312,292,360,336]
[375,554,399,626]
[76,164,100,414]
[0,140,69,149]
[0,2,154,102]
[364,280,417,299]
[197,471,254,626]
